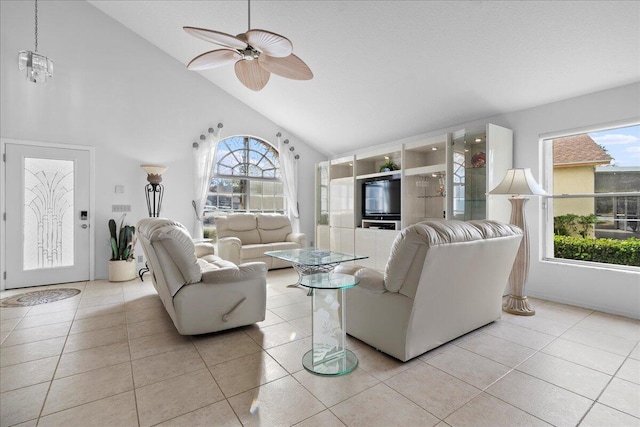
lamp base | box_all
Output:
[503,295,535,316]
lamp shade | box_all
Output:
[141,164,167,184]
[489,168,546,196]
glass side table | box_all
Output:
[299,272,359,376]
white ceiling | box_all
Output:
[88,0,640,156]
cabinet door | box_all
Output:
[340,228,355,255]
[330,226,341,252]
[316,225,330,250]
[354,229,376,269]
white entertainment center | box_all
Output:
[314,123,513,271]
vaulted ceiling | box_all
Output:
[88,1,640,156]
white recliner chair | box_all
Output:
[336,220,522,362]
[137,218,267,335]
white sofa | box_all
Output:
[137,218,267,335]
[215,213,307,269]
[336,220,522,362]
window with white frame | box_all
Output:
[204,136,285,215]
[542,122,640,268]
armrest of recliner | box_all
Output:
[194,243,216,258]
[286,232,307,247]
[335,264,386,294]
[201,262,267,284]
[217,237,242,265]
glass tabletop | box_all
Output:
[264,248,368,266]
[299,273,360,290]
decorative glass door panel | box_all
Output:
[23,158,74,270]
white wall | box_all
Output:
[0,1,326,282]
[339,82,640,319]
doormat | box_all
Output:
[0,288,81,307]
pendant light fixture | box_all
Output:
[18,0,53,83]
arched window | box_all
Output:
[205,136,285,213]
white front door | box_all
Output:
[4,142,91,288]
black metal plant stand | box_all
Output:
[139,181,164,281]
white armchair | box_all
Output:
[137,218,267,335]
[336,220,522,362]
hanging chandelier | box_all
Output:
[18,0,53,83]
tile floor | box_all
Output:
[0,268,639,427]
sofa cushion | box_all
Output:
[215,214,261,245]
[150,225,202,285]
[197,255,238,273]
[241,244,269,260]
[269,241,302,251]
[256,214,293,244]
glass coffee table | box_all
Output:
[264,248,368,287]
[299,272,359,376]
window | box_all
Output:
[205,136,285,215]
[542,123,640,268]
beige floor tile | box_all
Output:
[10,420,38,427]
[616,357,640,385]
[132,345,206,388]
[0,355,57,393]
[288,315,312,335]
[125,294,164,312]
[42,362,134,415]
[193,329,262,366]
[63,325,127,353]
[385,362,480,419]
[516,352,611,399]
[0,337,65,367]
[482,320,555,350]
[444,392,550,427]
[155,400,241,427]
[457,332,536,368]
[270,300,310,321]
[576,312,640,341]
[55,341,131,379]
[125,304,170,324]
[37,391,138,427]
[81,283,124,297]
[294,410,346,427]
[598,377,640,418]
[15,310,75,330]
[354,344,422,381]
[2,321,71,347]
[542,338,626,375]
[418,343,455,362]
[129,330,193,360]
[69,311,127,335]
[266,292,309,310]
[0,331,8,345]
[0,306,31,321]
[78,293,124,309]
[631,342,640,360]
[294,367,379,407]
[135,368,224,427]
[245,321,309,349]
[331,383,440,427]
[505,314,574,337]
[580,402,640,427]
[228,376,325,426]
[0,382,49,427]
[533,301,592,324]
[26,299,80,316]
[486,370,592,427]
[0,317,21,332]
[47,281,86,291]
[253,309,285,328]
[74,303,124,320]
[209,351,289,397]
[127,316,176,340]
[266,336,312,373]
[426,346,511,390]
[561,326,638,356]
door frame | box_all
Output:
[0,138,96,291]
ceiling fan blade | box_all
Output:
[258,53,313,80]
[183,26,247,50]
[246,29,292,58]
[187,49,242,71]
[235,59,270,91]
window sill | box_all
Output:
[541,257,640,274]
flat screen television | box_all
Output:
[362,178,401,219]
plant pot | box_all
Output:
[109,259,136,282]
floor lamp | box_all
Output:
[489,168,546,316]
[139,165,167,280]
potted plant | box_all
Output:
[108,216,137,282]
[379,159,399,172]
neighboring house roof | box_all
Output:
[554,134,612,167]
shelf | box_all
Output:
[417,195,445,199]
[330,176,354,183]
[356,170,401,180]
[404,164,447,176]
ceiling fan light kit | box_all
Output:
[184,0,312,91]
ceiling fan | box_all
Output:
[183,0,313,91]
